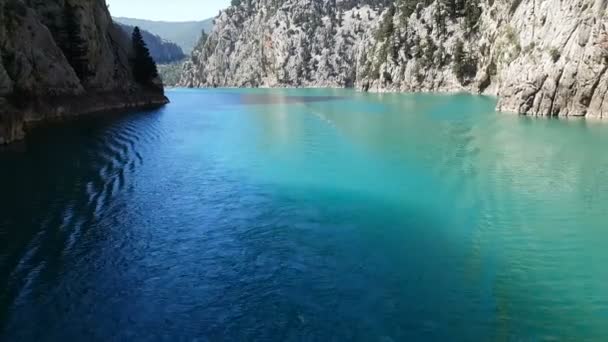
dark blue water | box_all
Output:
[1,89,608,340]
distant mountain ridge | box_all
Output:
[113,17,214,53]
[117,24,185,64]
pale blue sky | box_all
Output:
[107,0,231,21]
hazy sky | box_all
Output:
[107,0,231,21]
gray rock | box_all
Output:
[0,62,13,97]
[180,0,608,118]
[0,0,168,144]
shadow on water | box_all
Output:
[239,93,345,105]
[0,107,166,330]
[0,90,482,340]
[0,154,468,339]
[1,89,608,340]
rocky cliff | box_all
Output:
[0,0,168,144]
[179,0,608,118]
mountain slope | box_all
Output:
[0,0,168,144]
[179,0,608,118]
[113,17,214,53]
[118,24,185,63]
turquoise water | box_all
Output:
[1,88,608,340]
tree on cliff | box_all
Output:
[131,27,159,86]
[62,2,91,81]
[452,39,477,84]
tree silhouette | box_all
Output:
[131,27,159,86]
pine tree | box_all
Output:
[452,39,477,84]
[375,4,395,41]
[131,27,159,86]
[434,3,447,36]
[453,39,465,81]
[464,0,482,35]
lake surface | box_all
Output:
[1,89,608,340]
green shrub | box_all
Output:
[550,47,561,63]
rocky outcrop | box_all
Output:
[180,0,608,118]
[0,0,168,144]
[179,0,387,88]
[491,0,608,117]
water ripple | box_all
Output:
[1,90,608,340]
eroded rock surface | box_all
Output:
[180,0,608,118]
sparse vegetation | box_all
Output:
[452,39,478,84]
[550,47,561,62]
[158,61,185,87]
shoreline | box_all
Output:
[0,91,169,145]
[169,86,607,120]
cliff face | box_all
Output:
[0,0,168,144]
[179,0,388,88]
[180,0,608,118]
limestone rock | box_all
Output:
[180,0,608,118]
